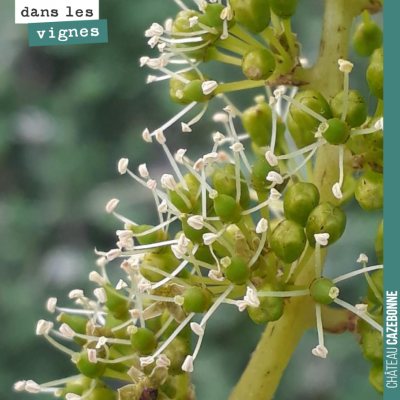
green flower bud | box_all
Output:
[76,351,106,378]
[172,11,210,60]
[163,337,190,375]
[369,363,383,394]
[58,313,87,345]
[362,330,383,363]
[104,284,130,319]
[214,194,243,223]
[310,277,338,305]
[183,79,212,103]
[140,253,180,282]
[182,287,212,313]
[353,20,383,57]
[242,101,273,147]
[251,156,278,192]
[247,283,284,324]
[306,202,346,247]
[270,0,299,19]
[284,182,320,226]
[230,0,271,33]
[367,269,383,305]
[375,220,383,264]
[212,164,250,209]
[224,256,250,285]
[105,313,131,339]
[83,388,117,400]
[170,73,213,105]
[322,118,350,145]
[290,90,332,133]
[194,244,215,265]
[182,216,208,243]
[330,90,367,128]
[365,116,383,149]
[355,171,383,211]
[199,4,235,30]
[270,219,306,263]
[60,377,105,397]
[160,311,191,341]
[169,187,197,214]
[130,327,157,355]
[242,48,276,80]
[130,225,167,246]
[367,47,383,99]
[160,378,177,400]
[287,112,316,148]
[173,11,201,34]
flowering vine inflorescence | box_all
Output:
[16,0,384,399]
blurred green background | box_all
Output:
[0,1,382,399]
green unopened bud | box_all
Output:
[170,73,213,105]
[247,283,284,324]
[355,171,383,211]
[199,4,235,30]
[322,118,350,145]
[290,90,332,132]
[242,48,276,80]
[83,388,117,400]
[270,0,299,19]
[160,311,191,341]
[230,0,271,33]
[362,330,383,363]
[284,182,320,226]
[131,225,167,246]
[375,220,383,264]
[310,277,338,305]
[141,253,180,282]
[182,216,208,243]
[367,48,383,99]
[214,194,242,223]
[224,256,250,285]
[287,112,316,148]
[367,269,383,305]
[251,156,279,192]
[330,90,367,128]
[369,363,383,394]
[169,187,197,214]
[104,284,130,319]
[212,164,250,209]
[60,377,105,397]
[105,313,131,339]
[173,11,201,34]
[182,287,212,313]
[172,11,214,60]
[130,327,157,355]
[353,20,383,57]
[306,202,346,247]
[76,351,106,378]
[270,219,306,263]
[163,337,190,375]
[242,101,273,147]
[58,313,87,345]
[194,244,215,265]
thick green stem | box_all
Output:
[227,1,378,399]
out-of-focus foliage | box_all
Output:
[0,1,382,399]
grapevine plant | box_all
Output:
[15,0,384,399]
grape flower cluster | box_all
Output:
[15,0,384,399]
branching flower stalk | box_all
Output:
[16,0,384,399]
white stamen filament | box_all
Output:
[332,264,383,284]
[334,298,383,333]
